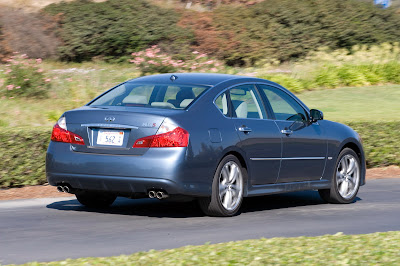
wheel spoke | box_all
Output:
[219,186,228,196]
[228,164,238,184]
[223,190,232,209]
[341,158,348,175]
[347,158,355,175]
[339,181,349,196]
[221,166,229,185]
[336,172,344,183]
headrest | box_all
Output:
[122,95,147,104]
[151,102,175,109]
[180,99,194,108]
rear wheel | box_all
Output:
[198,155,245,217]
[319,148,361,204]
[75,191,117,208]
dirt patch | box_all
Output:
[0,166,399,201]
[366,165,400,179]
[0,184,72,201]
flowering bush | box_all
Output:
[130,45,225,74]
[1,52,50,98]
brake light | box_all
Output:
[51,117,85,145]
[133,122,189,148]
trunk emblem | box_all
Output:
[105,116,115,122]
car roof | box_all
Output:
[127,73,249,86]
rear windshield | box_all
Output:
[89,83,210,109]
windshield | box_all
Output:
[89,83,210,109]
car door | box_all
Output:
[222,84,282,185]
[257,84,327,183]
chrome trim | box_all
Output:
[250,158,281,161]
[81,123,139,129]
[250,157,325,161]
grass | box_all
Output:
[297,85,400,122]
[1,61,399,128]
[11,231,400,265]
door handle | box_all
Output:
[238,126,252,133]
[281,129,293,135]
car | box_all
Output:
[46,73,366,216]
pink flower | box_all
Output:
[192,51,199,54]
[37,69,43,73]
[36,58,42,64]
[45,78,51,82]
[16,86,21,89]
[211,68,218,72]
[24,79,30,81]
[6,84,14,90]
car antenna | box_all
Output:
[170,75,178,82]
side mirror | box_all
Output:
[310,109,323,122]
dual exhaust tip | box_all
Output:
[57,185,71,193]
[148,190,168,200]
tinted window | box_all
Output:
[89,83,209,109]
[229,85,267,119]
[259,85,307,121]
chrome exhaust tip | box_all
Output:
[63,186,70,193]
[156,191,168,200]
[57,186,64,193]
[148,191,156,198]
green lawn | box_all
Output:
[1,82,399,128]
[14,231,400,265]
[297,85,400,122]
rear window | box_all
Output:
[89,83,210,109]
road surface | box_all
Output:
[1,178,399,264]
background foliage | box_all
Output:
[43,0,193,62]
[1,122,399,188]
[0,0,394,65]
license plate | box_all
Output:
[97,130,124,146]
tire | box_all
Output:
[198,155,245,217]
[319,148,361,204]
[75,191,117,208]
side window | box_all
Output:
[215,92,228,116]
[259,85,307,122]
[229,85,267,119]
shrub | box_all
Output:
[43,0,193,62]
[0,122,399,188]
[131,45,226,74]
[1,53,50,98]
[184,0,400,65]
[0,128,50,188]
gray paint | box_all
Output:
[46,73,365,199]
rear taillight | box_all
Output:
[51,117,85,145]
[133,122,189,148]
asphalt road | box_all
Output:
[1,178,399,265]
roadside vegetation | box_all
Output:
[12,231,400,265]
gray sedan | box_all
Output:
[46,73,365,216]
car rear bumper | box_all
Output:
[46,142,212,197]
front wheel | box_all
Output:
[319,148,361,204]
[75,191,117,208]
[198,155,245,217]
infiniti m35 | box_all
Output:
[46,73,365,216]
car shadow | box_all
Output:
[46,191,362,218]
